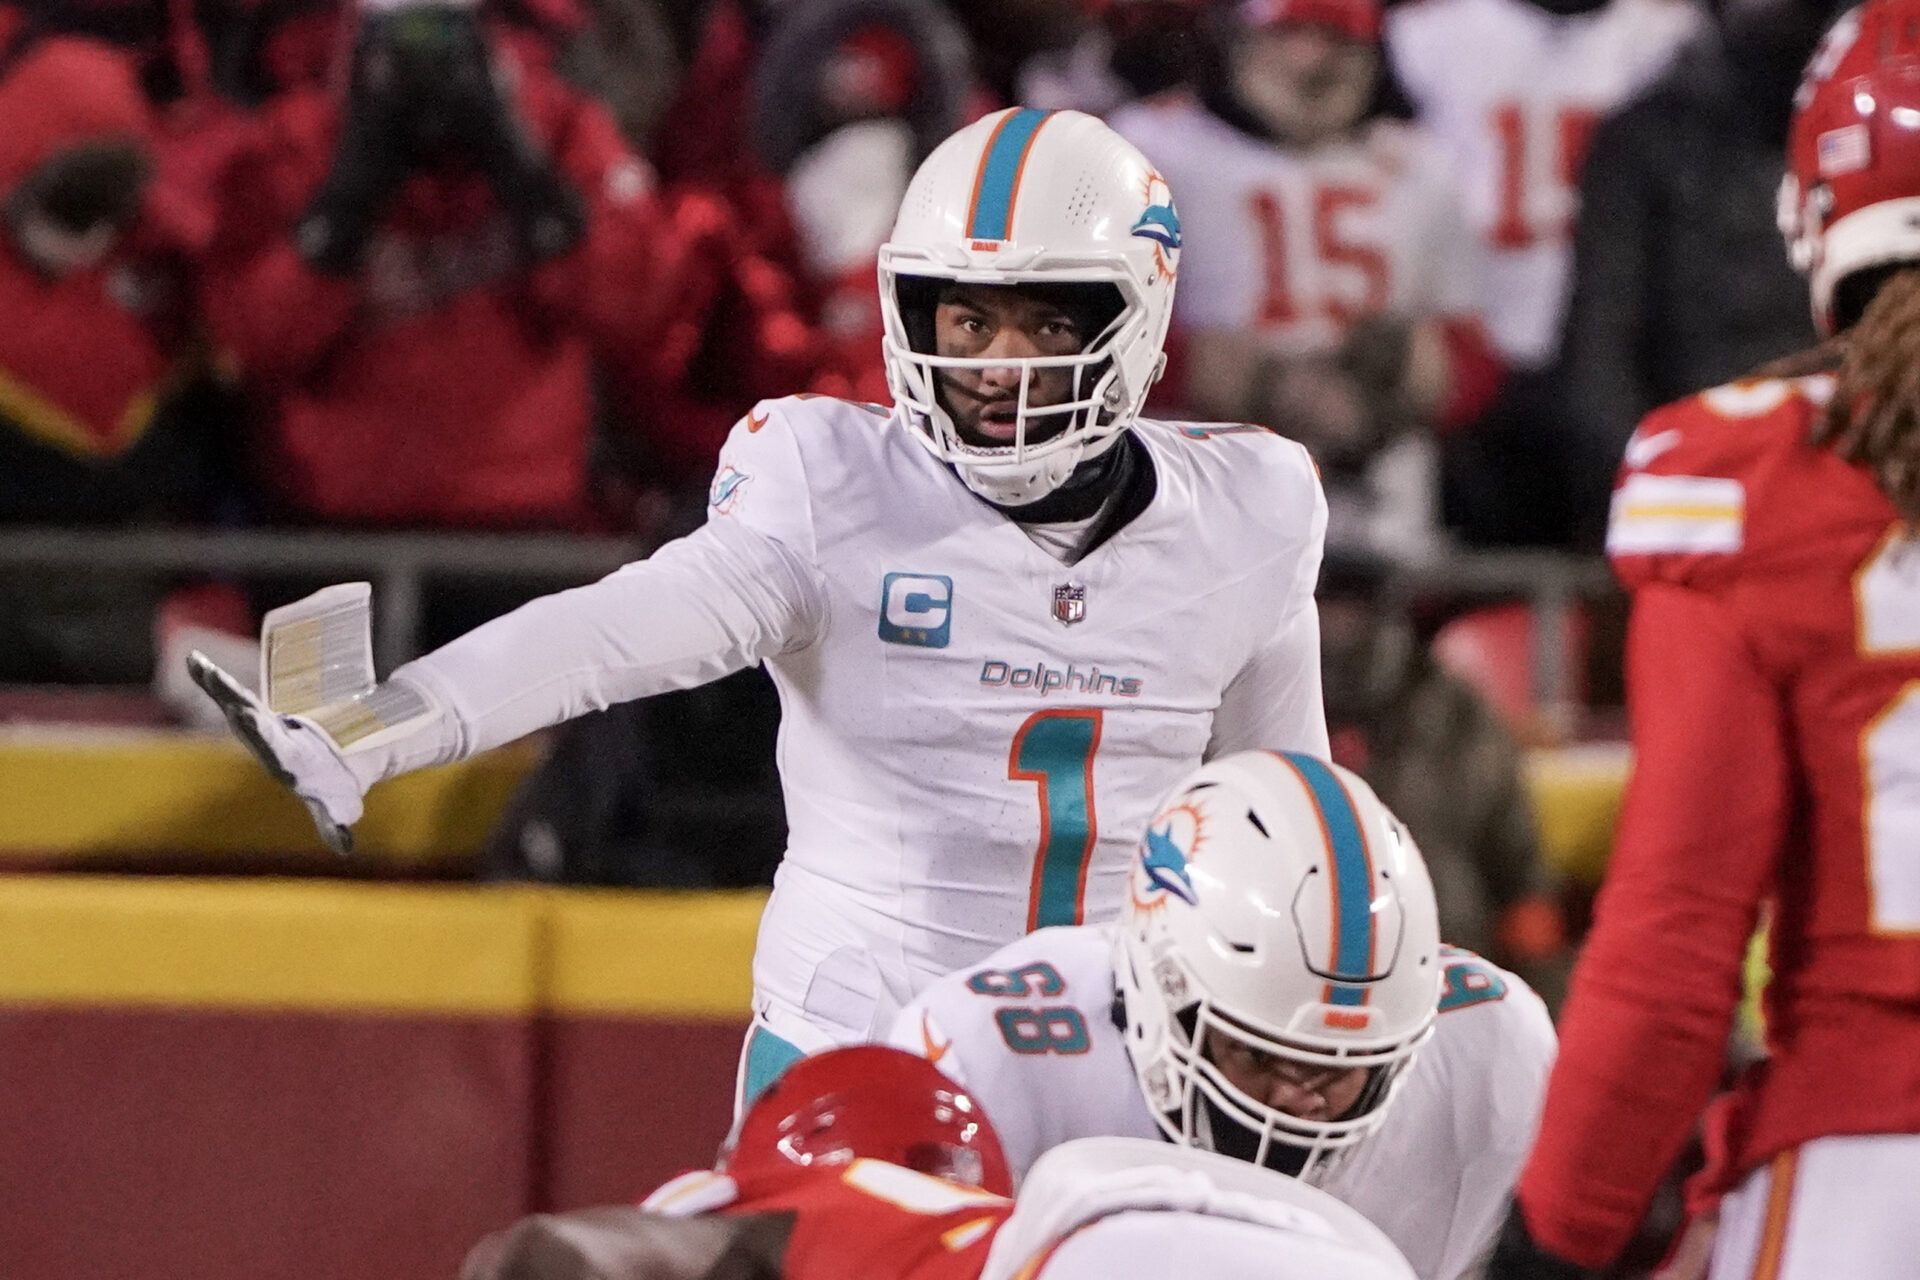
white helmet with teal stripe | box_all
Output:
[879,107,1181,506]
[1114,751,1441,1182]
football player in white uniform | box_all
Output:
[1383,0,1697,542]
[889,751,1556,1280]
[1109,0,1496,559]
[1384,0,1700,370]
[187,109,1332,1109]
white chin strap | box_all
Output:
[948,428,1123,507]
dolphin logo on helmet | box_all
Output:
[1131,204,1182,252]
[1114,751,1441,1183]
[1142,822,1198,904]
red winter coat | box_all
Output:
[201,51,698,529]
[0,37,205,470]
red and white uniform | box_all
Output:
[1109,97,1481,357]
[644,1160,1010,1279]
[645,1139,1418,1280]
[1517,374,1920,1275]
[1385,0,1699,366]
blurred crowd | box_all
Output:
[0,0,1845,664]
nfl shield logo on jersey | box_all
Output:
[1052,583,1087,626]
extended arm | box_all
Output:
[1512,582,1790,1268]
[192,517,825,850]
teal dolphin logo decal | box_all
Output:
[709,465,750,514]
[1130,203,1182,251]
[1142,823,1197,904]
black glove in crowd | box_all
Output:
[296,19,411,275]
[298,5,586,276]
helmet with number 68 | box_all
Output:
[1114,751,1441,1181]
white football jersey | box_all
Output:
[889,925,1556,1280]
[1109,97,1484,355]
[1386,0,1701,365]
[1029,1212,1414,1280]
[987,1139,1417,1280]
[717,395,1329,1040]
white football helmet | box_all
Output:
[878,107,1181,506]
[1114,751,1441,1181]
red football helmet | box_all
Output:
[719,1046,1013,1197]
[1782,0,1920,332]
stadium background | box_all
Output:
[0,0,1810,1274]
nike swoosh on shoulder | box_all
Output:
[921,1011,950,1066]
[747,410,769,433]
[1622,427,1681,471]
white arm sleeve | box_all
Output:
[1206,472,1330,760]
[342,517,826,786]
[1430,984,1558,1280]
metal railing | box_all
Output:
[1373,549,1618,735]
[0,527,650,674]
[0,527,1616,714]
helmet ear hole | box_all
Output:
[1833,263,1907,332]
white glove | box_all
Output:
[188,650,366,853]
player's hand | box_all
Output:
[1484,1201,1599,1280]
[187,651,364,853]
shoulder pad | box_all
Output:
[641,1170,740,1217]
[1146,420,1325,550]
[729,393,890,443]
[1605,376,1829,592]
[1427,949,1556,1088]
[1148,419,1319,477]
[981,1139,1403,1280]
[707,394,888,548]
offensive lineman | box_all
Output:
[462,1045,1419,1280]
[188,109,1331,1106]
[889,751,1556,1280]
[1489,4,1920,1277]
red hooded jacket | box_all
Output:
[200,42,705,529]
[0,37,205,468]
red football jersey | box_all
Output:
[1517,373,1920,1267]
[643,1160,1013,1280]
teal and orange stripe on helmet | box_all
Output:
[966,108,1058,242]
[1272,752,1379,1008]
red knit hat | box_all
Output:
[0,37,152,192]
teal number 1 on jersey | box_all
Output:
[1010,710,1103,931]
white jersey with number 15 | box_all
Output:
[1386,0,1700,365]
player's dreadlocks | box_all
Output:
[1815,266,1920,525]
